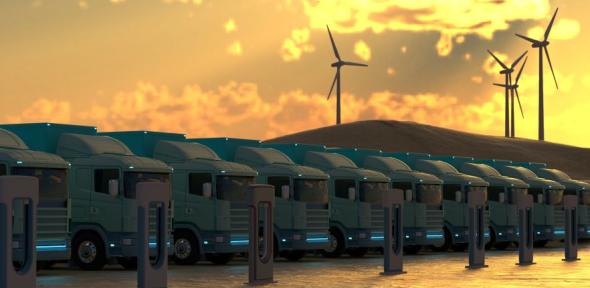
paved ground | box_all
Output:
[38,243,590,287]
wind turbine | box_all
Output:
[516,8,559,141]
[326,25,368,125]
[487,50,527,138]
[494,56,528,138]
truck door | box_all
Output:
[186,172,216,232]
[332,179,358,229]
[90,168,123,236]
[267,176,292,231]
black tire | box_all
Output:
[283,250,306,261]
[431,228,452,252]
[205,253,235,265]
[403,245,422,255]
[172,230,200,265]
[494,241,511,250]
[485,227,496,250]
[347,247,368,258]
[320,228,345,258]
[117,257,137,270]
[533,240,548,248]
[72,232,107,271]
[451,243,468,252]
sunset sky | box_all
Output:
[1,0,588,147]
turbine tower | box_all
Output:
[516,8,559,141]
[494,56,528,138]
[326,25,368,125]
[487,50,527,138]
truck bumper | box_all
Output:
[277,230,331,251]
[200,232,249,254]
[578,225,590,239]
[447,226,490,245]
[342,229,383,249]
[533,225,563,241]
[492,225,519,243]
[110,234,174,258]
[12,237,70,262]
[403,228,445,246]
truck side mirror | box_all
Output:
[348,187,356,201]
[405,189,413,202]
[281,185,290,200]
[537,194,543,204]
[108,179,119,197]
[455,191,462,203]
[498,192,505,203]
[202,182,212,198]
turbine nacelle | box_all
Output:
[532,41,550,48]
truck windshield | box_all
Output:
[467,186,488,204]
[216,176,255,201]
[12,167,68,207]
[416,184,442,205]
[294,179,328,204]
[545,189,563,205]
[581,191,590,205]
[359,182,389,203]
[509,188,528,204]
[124,172,170,199]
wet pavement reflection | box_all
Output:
[38,243,590,287]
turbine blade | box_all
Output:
[327,71,338,100]
[515,56,528,85]
[326,25,341,61]
[493,83,507,87]
[545,8,559,41]
[544,46,559,90]
[515,33,540,44]
[515,88,525,119]
[487,49,508,70]
[511,50,528,69]
[341,61,368,67]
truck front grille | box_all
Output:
[306,207,329,229]
[229,203,249,232]
[554,207,565,228]
[425,208,444,230]
[370,204,384,229]
[37,207,68,241]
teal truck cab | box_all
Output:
[191,138,331,261]
[102,131,259,265]
[515,162,590,239]
[330,147,445,254]
[393,152,490,251]
[478,159,566,246]
[263,143,391,258]
[434,156,529,249]
[0,127,70,267]
[1,123,173,270]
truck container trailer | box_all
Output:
[103,131,259,264]
[0,127,70,268]
[393,152,490,252]
[433,156,529,249]
[515,162,590,239]
[333,147,446,254]
[476,159,566,247]
[191,138,331,261]
[263,143,391,258]
[1,123,173,270]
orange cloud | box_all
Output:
[4,82,506,140]
[301,0,551,56]
[280,28,315,62]
[353,40,371,61]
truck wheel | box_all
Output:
[451,243,468,252]
[485,227,496,250]
[431,228,451,252]
[494,241,511,250]
[172,230,199,265]
[320,228,345,258]
[403,245,422,255]
[72,232,107,271]
[205,253,234,265]
[283,250,306,261]
[347,247,368,258]
[117,257,137,270]
[533,240,548,248]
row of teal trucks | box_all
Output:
[0,123,588,269]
